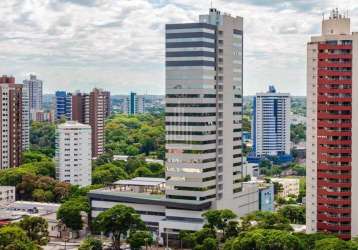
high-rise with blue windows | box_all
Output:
[252,86,290,162]
[55,91,72,120]
[126,92,144,115]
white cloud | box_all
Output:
[1,0,358,95]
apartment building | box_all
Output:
[0,186,15,204]
[23,75,43,111]
[0,76,24,169]
[252,85,290,162]
[55,91,72,120]
[55,89,110,158]
[55,121,92,187]
[125,92,145,115]
[306,9,358,239]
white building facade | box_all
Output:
[55,121,92,187]
[0,186,15,204]
[23,75,43,111]
[252,86,290,158]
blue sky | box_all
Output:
[1,0,357,95]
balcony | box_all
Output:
[317,172,351,179]
[318,61,352,68]
[317,205,351,214]
[317,113,351,119]
[317,138,351,145]
[317,87,352,94]
[318,164,351,171]
[318,44,352,50]
[317,78,351,85]
[317,222,351,231]
[317,180,351,188]
[317,96,351,102]
[318,188,351,196]
[317,214,351,223]
[318,69,352,77]
[318,53,352,60]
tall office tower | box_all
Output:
[126,92,144,115]
[22,85,30,150]
[69,89,110,157]
[0,76,23,169]
[165,8,247,219]
[55,121,92,187]
[252,86,290,161]
[55,91,72,120]
[306,9,358,239]
[23,75,43,111]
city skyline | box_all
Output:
[2,0,358,96]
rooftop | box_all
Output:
[113,177,165,186]
[57,121,91,129]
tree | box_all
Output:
[225,221,240,239]
[294,233,335,250]
[92,163,128,185]
[231,229,303,250]
[194,238,218,250]
[314,237,356,250]
[278,205,305,224]
[93,205,146,250]
[57,197,89,233]
[0,225,39,250]
[30,121,56,157]
[203,209,237,240]
[128,231,153,250]
[291,123,306,144]
[18,215,49,245]
[79,236,103,250]
[240,211,293,232]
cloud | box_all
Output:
[1,0,358,96]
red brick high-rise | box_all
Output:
[306,9,358,239]
[0,75,24,169]
[69,89,110,158]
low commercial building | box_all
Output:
[0,186,15,204]
[0,201,88,239]
[271,178,300,197]
[89,177,259,244]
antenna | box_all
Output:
[211,0,213,8]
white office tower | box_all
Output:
[165,8,256,224]
[22,85,30,151]
[56,121,92,187]
[23,75,43,111]
[252,86,290,158]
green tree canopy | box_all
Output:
[79,236,103,250]
[18,215,49,245]
[230,229,303,250]
[57,197,89,231]
[127,231,153,250]
[278,205,305,224]
[93,204,146,249]
[0,225,39,250]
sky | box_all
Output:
[1,0,358,96]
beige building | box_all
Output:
[0,186,15,204]
[270,178,299,197]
